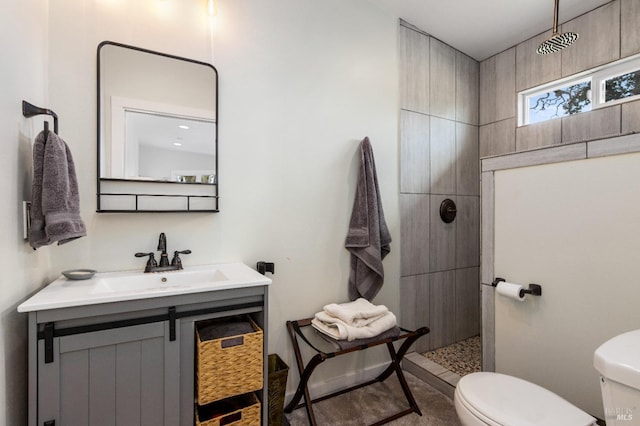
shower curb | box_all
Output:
[402,352,458,399]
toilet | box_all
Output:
[454,329,640,426]
[454,372,596,426]
[594,329,640,426]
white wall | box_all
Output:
[0,1,51,424]
[494,152,640,418]
[0,1,398,422]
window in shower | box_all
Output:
[603,70,640,102]
[524,78,592,125]
[518,53,640,126]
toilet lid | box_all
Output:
[456,372,595,426]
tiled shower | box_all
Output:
[399,0,640,361]
[398,21,480,354]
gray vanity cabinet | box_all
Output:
[27,285,269,426]
[37,322,179,426]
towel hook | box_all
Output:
[22,101,59,136]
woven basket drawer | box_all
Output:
[196,392,261,426]
[196,316,264,405]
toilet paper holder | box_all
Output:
[492,277,542,297]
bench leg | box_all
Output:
[284,352,324,426]
[375,327,425,382]
[385,342,422,416]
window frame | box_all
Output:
[594,59,640,106]
[518,53,640,127]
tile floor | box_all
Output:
[285,371,461,425]
[283,337,481,425]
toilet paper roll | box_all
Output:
[496,281,525,301]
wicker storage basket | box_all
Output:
[196,392,261,426]
[267,354,289,426]
[196,316,264,405]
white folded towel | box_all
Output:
[323,298,390,327]
[312,310,397,341]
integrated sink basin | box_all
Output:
[91,268,229,294]
[18,262,271,312]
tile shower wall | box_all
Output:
[398,22,480,353]
[480,0,640,157]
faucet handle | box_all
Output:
[135,252,158,272]
[171,250,191,269]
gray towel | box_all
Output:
[29,130,86,249]
[345,137,391,301]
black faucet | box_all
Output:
[135,233,191,273]
[158,232,170,267]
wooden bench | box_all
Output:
[284,318,429,425]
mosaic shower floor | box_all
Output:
[423,335,481,377]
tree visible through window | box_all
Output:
[528,81,591,124]
[605,71,640,102]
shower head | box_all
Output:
[536,32,579,55]
[536,0,579,55]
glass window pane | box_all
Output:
[605,70,640,102]
[528,81,591,124]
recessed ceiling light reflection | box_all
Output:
[173,142,182,146]
[178,125,189,130]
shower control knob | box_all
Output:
[439,199,457,223]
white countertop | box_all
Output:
[18,262,271,313]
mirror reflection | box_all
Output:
[125,111,216,183]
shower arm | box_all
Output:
[552,0,560,35]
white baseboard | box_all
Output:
[284,361,389,403]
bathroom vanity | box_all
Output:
[18,263,270,426]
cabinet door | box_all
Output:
[38,322,179,426]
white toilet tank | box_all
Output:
[594,329,640,426]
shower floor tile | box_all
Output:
[422,335,481,377]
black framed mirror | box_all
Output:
[97,41,218,212]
